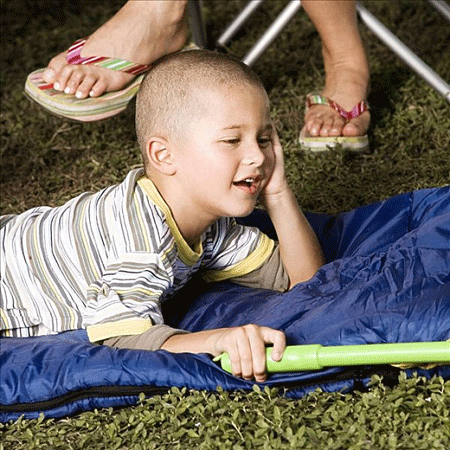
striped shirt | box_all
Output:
[1,169,274,342]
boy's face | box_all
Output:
[172,83,275,224]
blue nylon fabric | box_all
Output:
[1,186,449,421]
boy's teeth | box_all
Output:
[234,176,259,187]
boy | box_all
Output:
[1,50,324,382]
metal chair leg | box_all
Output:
[242,0,302,66]
[427,0,450,22]
[191,0,450,101]
[216,0,264,48]
[356,2,450,101]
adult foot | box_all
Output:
[302,55,370,138]
[42,0,188,99]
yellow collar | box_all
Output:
[137,176,203,265]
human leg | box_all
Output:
[301,0,370,139]
[42,0,188,99]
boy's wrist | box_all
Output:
[262,184,294,210]
[161,328,221,355]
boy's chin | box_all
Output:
[229,205,256,218]
[232,212,252,218]
[222,197,259,218]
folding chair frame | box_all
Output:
[188,0,450,101]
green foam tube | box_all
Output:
[214,341,450,374]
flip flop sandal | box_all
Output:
[24,39,197,122]
[299,93,370,152]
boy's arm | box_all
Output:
[261,130,325,287]
[161,324,285,383]
[104,322,285,383]
[88,250,284,382]
[103,324,189,351]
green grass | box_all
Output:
[2,375,449,450]
[1,0,449,448]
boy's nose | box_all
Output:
[243,141,266,166]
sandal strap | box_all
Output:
[66,38,151,75]
[306,93,369,121]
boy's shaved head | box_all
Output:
[135,49,265,160]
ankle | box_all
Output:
[322,53,369,103]
[323,43,368,77]
[325,67,369,91]
[124,0,188,25]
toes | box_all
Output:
[42,68,56,84]
[305,105,370,138]
[328,116,345,137]
[42,53,67,83]
[320,116,343,137]
[39,45,136,97]
[76,74,100,99]
[342,122,360,136]
[305,107,326,136]
[87,78,107,98]
[305,107,345,137]
[54,67,97,98]
[305,116,323,137]
[64,70,84,95]
[342,111,370,137]
[53,64,75,92]
[42,55,135,97]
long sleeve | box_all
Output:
[102,324,189,351]
[83,252,172,342]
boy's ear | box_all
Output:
[144,138,176,176]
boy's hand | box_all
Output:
[161,324,286,381]
[261,128,289,202]
[209,324,286,382]
[257,126,325,286]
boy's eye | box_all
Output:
[258,137,271,147]
[222,138,240,145]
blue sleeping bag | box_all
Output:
[1,186,449,422]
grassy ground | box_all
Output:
[2,376,449,450]
[1,0,449,448]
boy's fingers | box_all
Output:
[270,127,283,153]
[270,125,280,141]
[261,327,286,361]
[222,326,286,382]
[236,331,255,380]
[246,327,268,381]
[227,343,243,379]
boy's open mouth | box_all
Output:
[233,175,262,193]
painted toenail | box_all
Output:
[54,82,60,90]
[64,87,71,94]
[76,91,83,99]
